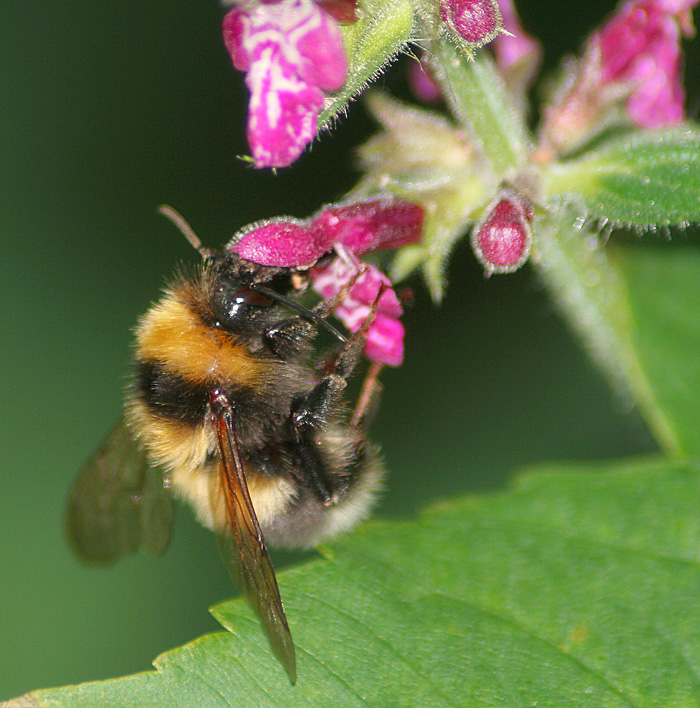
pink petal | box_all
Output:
[222,8,252,72]
[346,267,403,318]
[230,219,329,267]
[595,0,694,127]
[311,257,406,365]
[492,0,541,77]
[408,53,442,104]
[364,314,405,367]
[626,56,685,126]
[222,0,347,169]
[295,5,348,91]
[245,47,324,168]
[311,198,424,254]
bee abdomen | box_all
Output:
[135,360,209,423]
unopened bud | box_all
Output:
[471,191,532,275]
[439,0,503,47]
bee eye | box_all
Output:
[212,280,274,329]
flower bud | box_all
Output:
[471,190,532,275]
[439,0,503,48]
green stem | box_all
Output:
[432,37,530,177]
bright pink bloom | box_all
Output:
[471,190,532,275]
[312,255,406,366]
[228,197,424,365]
[439,0,503,47]
[310,199,425,255]
[222,0,348,168]
[592,0,697,128]
[231,198,424,266]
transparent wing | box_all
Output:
[213,408,297,683]
[66,416,174,564]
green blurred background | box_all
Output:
[3,0,696,699]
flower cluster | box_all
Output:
[229,198,424,365]
[222,0,348,168]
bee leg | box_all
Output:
[311,261,370,319]
[290,374,348,504]
[351,362,384,429]
[264,318,315,359]
[290,325,372,504]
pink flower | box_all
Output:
[222,0,348,168]
[310,199,425,255]
[232,197,424,265]
[407,53,442,104]
[228,198,424,365]
[593,0,697,128]
[539,0,697,155]
[312,254,406,366]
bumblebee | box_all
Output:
[67,213,385,682]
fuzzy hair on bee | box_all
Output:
[67,232,386,683]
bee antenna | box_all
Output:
[157,205,209,256]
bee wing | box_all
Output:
[212,408,296,683]
[66,416,174,564]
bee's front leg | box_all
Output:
[289,373,347,504]
[264,318,314,359]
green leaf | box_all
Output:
[533,204,700,459]
[420,190,474,301]
[19,457,700,706]
[318,0,414,129]
[13,672,170,708]
[432,38,530,176]
[543,128,700,227]
[610,243,700,460]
